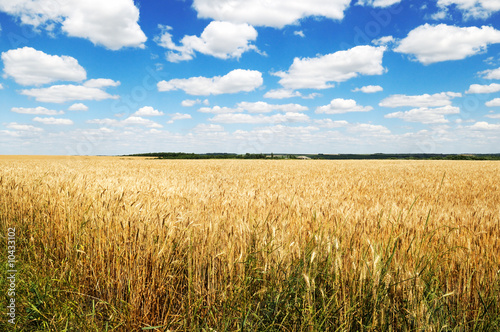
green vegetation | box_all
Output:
[127,152,500,160]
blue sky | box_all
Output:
[1,0,500,155]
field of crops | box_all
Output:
[1,156,499,331]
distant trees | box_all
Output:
[125,152,500,160]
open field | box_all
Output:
[1,156,499,331]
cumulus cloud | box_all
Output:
[122,116,163,128]
[182,99,198,107]
[357,0,402,8]
[264,89,303,99]
[5,122,43,132]
[314,119,350,128]
[133,106,164,117]
[87,116,162,128]
[83,78,120,88]
[0,0,146,50]
[33,117,74,125]
[384,105,460,124]
[486,98,500,107]
[198,102,308,115]
[181,99,209,107]
[86,118,119,126]
[314,118,390,134]
[21,83,119,103]
[167,113,192,124]
[352,85,383,93]
[68,103,88,111]
[11,106,63,115]
[347,123,391,134]
[294,30,305,38]
[156,22,259,62]
[395,24,500,65]
[192,123,225,133]
[316,98,373,114]
[198,106,243,114]
[157,69,263,96]
[480,67,500,80]
[1,47,86,86]
[192,0,351,28]
[209,112,310,124]
[435,0,500,19]
[466,83,500,94]
[379,92,462,108]
[274,45,386,90]
[468,121,500,130]
[372,36,395,46]
[237,101,308,113]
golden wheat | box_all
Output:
[1,156,499,330]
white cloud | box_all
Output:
[275,45,386,90]
[88,116,162,128]
[436,0,500,19]
[182,99,209,107]
[83,78,120,88]
[315,119,350,128]
[264,89,302,99]
[468,121,500,130]
[167,113,192,124]
[357,0,402,8]
[480,67,500,80]
[157,69,263,96]
[156,22,259,62]
[198,102,308,115]
[310,119,391,135]
[133,106,164,117]
[198,106,243,114]
[86,118,119,126]
[316,98,373,114]
[294,30,305,38]
[384,105,460,124]
[33,117,74,125]
[352,85,383,93]
[466,83,500,94]
[237,101,308,113]
[11,106,63,115]
[209,112,310,124]
[485,113,500,119]
[486,98,500,107]
[372,36,395,46]
[1,47,86,86]
[182,99,198,107]
[122,116,163,128]
[430,9,449,20]
[347,123,391,134]
[303,93,322,99]
[171,113,192,121]
[0,0,146,50]
[192,0,351,28]
[5,122,43,132]
[68,103,88,111]
[0,83,3,89]
[192,123,225,133]
[379,92,462,108]
[394,24,500,65]
[21,84,119,103]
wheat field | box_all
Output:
[1,156,499,331]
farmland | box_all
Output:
[1,156,499,331]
